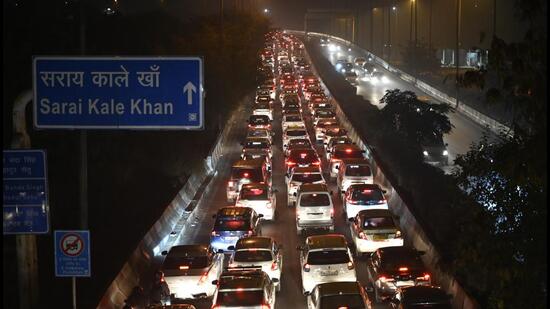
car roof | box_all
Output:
[292,166,322,174]
[348,183,382,191]
[357,209,394,219]
[289,148,317,155]
[217,207,253,217]
[378,246,420,257]
[316,281,362,296]
[235,236,273,250]
[306,234,347,249]
[299,183,328,192]
[241,183,270,191]
[167,244,209,257]
[218,270,267,290]
[400,286,450,304]
[232,159,265,168]
[341,158,370,165]
[333,144,362,151]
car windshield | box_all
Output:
[244,141,269,149]
[307,250,349,265]
[286,130,306,137]
[231,168,262,182]
[351,188,384,202]
[300,193,331,206]
[317,110,335,117]
[381,252,424,270]
[250,116,269,125]
[320,294,365,309]
[216,290,264,306]
[213,219,250,231]
[254,102,270,109]
[334,149,363,159]
[163,255,209,270]
[234,250,273,262]
[291,173,323,183]
[345,165,371,176]
[248,130,267,138]
[421,133,445,146]
[289,139,311,147]
[240,187,268,200]
[285,115,302,122]
[362,216,395,229]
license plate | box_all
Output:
[224,236,238,241]
[396,280,414,287]
[320,270,338,276]
[373,234,387,241]
[299,164,308,167]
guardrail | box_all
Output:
[288,30,513,138]
[299,33,479,309]
[97,102,245,308]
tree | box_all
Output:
[379,89,454,145]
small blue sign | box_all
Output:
[3,150,49,234]
[33,57,204,130]
[54,230,91,277]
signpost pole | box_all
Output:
[72,277,77,309]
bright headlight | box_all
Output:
[442,150,449,156]
[381,76,389,83]
[370,78,379,85]
[423,150,429,156]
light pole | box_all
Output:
[409,0,413,42]
[455,0,462,108]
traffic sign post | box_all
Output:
[55,230,91,309]
[33,57,204,130]
[3,150,49,234]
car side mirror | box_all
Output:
[334,165,339,169]
[161,250,168,256]
[293,192,297,197]
[327,150,331,153]
[271,278,279,284]
[382,189,387,194]
[258,214,264,218]
[304,291,310,296]
[212,280,218,285]
[227,246,235,251]
[348,217,355,223]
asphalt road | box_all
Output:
[318,41,499,173]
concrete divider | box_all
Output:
[97,103,244,309]
[300,36,479,309]
[288,30,513,138]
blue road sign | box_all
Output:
[3,150,49,234]
[54,230,91,277]
[33,57,204,130]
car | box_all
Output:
[370,71,388,84]
[284,138,312,157]
[286,166,325,207]
[349,209,403,255]
[362,63,376,76]
[309,101,333,114]
[255,89,271,100]
[241,137,272,159]
[258,84,275,100]
[242,152,272,173]
[255,95,273,106]
[227,236,283,292]
[282,107,301,116]
[335,59,347,71]
[246,128,273,144]
[285,148,320,174]
[336,158,373,195]
[281,114,305,131]
[210,207,263,253]
[252,102,273,121]
[161,244,224,300]
[297,234,357,294]
[281,93,301,108]
[344,71,358,85]
[312,109,337,127]
[343,184,388,219]
[314,119,339,142]
[281,100,301,113]
[303,85,323,101]
[306,281,372,309]
[227,159,270,203]
[421,133,449,166]
[282,127,309,148]
[340,62,354,73]
[235,183,277,221]
[322,127,347,147]
[295,183,334,234]
[389,286,452,309]
[211,269,277,309]
[325,136,354,159]
[328,144,365,178]
[354,57,367,66]
[366,247,432,303]
[247,115,271,130]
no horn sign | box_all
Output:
[54,230,91,277]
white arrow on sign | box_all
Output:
[183,82,197,105]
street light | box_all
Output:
[263,8,269,14]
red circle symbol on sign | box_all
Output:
[60,233,84,257]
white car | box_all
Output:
[235,183,277,220]
[211,269,278,308]
[283,127,309,148]
[349,209,403,255]
[314,119,339,142]
[343,184,389,220]
[295,183,334,234]
[161,244,224,299]
[312,109,337,127]
[253,102,273,121]
[336,158,374,195]
[286,166,325,207]
[328,144,365,178]
[322,127,347,147]
[246,128,273,145]
[325,136,354,159]
[228,236,283,291]
[282,114,306,131]
[242,137,272,159]
[298,234,357,294]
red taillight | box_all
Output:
[271,261,278,271]
[345,148,352,153]
[179,265,190,270]
[362,189,373,193]
[347,261,354,270]
[378,274,395,282]
[421,273,431,281]
[286,161,296,166]
[312,161,320,166]
[243,172,249,178]
[248,124,253,128]
[399,267,409,272]
[303,263,310,272]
